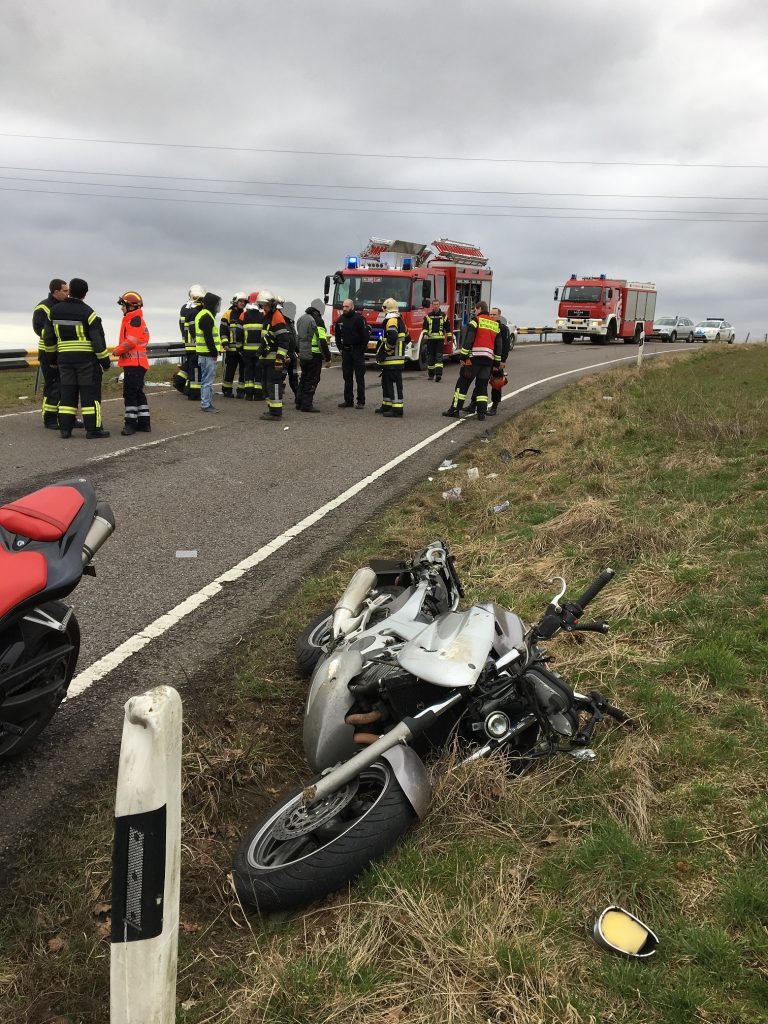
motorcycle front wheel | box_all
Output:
[0,603,80,760]
[233,759,416,912]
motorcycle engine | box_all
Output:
[526,667,578,737]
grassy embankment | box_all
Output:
[0,363,193,413]
[1,346,767,1024]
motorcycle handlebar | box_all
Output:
[571,569,615,615]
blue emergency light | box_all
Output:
[402,257,413,270]
[346,256,359,269]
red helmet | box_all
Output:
[248,291,260,304]
[118,291,143,309]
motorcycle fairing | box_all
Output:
[304,650,363,770]
[380,745,432,819]
[396,603,496,688]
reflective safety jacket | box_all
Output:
[194,307,221,357]
[183,301,201,353]
[377,314,407,366]
[220,305,243,350]
[297,310,331,361]
[33,294,57,366]
[241,304,265,353]
[114,310,150,369]
[423,310,450,339]
[44,297,109,366]
[260,309,291,363]
[460,314,501,363]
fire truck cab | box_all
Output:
[324,238,493,368]
[554,274,657,345]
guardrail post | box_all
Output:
[636,332,645,368]
[110,686,182,1024]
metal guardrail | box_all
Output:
[515,327,556,342]
[0,341,186,372]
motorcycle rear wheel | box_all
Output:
[233,759,416,912]
[0,603,80,760]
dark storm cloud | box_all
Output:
[1,0,767,346]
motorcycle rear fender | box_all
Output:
[381,745,432,820]
[303,649,363,771]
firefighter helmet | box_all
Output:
[257,290,276,306]
[234,291,248,302]
[118,291,143,308]
[382,297,399,314]
[188,284,206,300]
[247,291,260,304]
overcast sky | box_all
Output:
[1,0,767,347]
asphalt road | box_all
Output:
[0,341,693,862]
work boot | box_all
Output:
[355,401,365,409]
[86,429,111,439]
[235,390,245,399]
[487,404,498,416]
[222,390,234,399]
[300,407,320,413]
[60,430,72,439]
[72,419,85,429]
[337,401,353,408]
[374,406,386,414]
[435,375,442,382]
[477,412,486,422]
[44,422,60,430]
[383,409,403,418]
[442,407,460,418]
[136,421,151,432]
[121,424,137,436]
[260,412,281,421]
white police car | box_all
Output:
[692,319,735,343]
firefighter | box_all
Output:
[466,306,512,416]
[44,277,111,438]
[33,278,72,429]
[257,291,291,420]
[220,292,247,397]
[376,297,407,418]
[442,301,501,422]
[113,291,151,435]
[184,284,206,401]
[194,292,222,412]
[241,291,265,400]
[296,299,331,412]
[420,296,452,382]
[278,299,301,406]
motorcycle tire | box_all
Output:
[294,586,405,677]
[0,603,80,760]
[232,758,416,912]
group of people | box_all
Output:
[32,279,513,435]
[33,278,151,438]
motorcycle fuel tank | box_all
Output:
[303,650,362,770]
[396,603,496,688]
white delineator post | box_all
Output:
[110,686,182,1024]
[636,331,645,368]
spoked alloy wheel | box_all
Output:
[233,759,416,912]
[0,605,80,759]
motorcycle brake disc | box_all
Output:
[273,778,360,840]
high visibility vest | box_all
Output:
[311,324,328,356]
[114,311,150,368]
[378,315,407,366]
[466,315,499,361]
[194,307,221,355]
[424,311,449,339]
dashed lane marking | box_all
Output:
[87,425,221,462]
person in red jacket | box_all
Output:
[113,291,151,435]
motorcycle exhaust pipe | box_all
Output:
[332,566,377,639]
[82,501,116,566]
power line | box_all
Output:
[1,165,766,203]
[2,185,766,223]
[1,131,765,170]
[0,173,762,217]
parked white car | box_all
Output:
[692,319,736,344]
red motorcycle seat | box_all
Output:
[0,549,48,619]
[0,485,85,542]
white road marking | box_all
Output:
[87,425,221,462]
[66,348,687,700]
[0,388,176,419]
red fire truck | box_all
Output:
[324,238,493,368]
[554,274,657,345]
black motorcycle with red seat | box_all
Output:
[0,479,115,759]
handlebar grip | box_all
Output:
[601,701,629,723]
[573,568,615,613]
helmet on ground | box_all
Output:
[382,297,399,314]
[188,284,206,300]
[118,291,143,308]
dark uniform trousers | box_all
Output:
[242,354,265,399]
[381,366,404,413]
[341,347,366,405]
[453,359,493,410]
[426,338,445,379]
[123,366,150,429]
[264,362,286,417]
[222,349,245,396]
[298,357,323,410]
[186,352,201,401]
[59,360,103,433]
[40,362,61,426]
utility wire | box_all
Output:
[0,173,761,217]
[2,185,766,223]
[1,165,766,203]
[1,131,765,169]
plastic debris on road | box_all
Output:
[492,500,510,513]
[466,467,479,479]
[442,487,462,502]
[176,550,198,558]
[438,459,458,471]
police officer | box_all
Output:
[220,292,247,397]
[194,292,222,412]
[296,299,331,412]
[241,291,265,400]
[376,297,407,418]
[420,296,452,382]
[113,291,151,435]
[33,278,70,429]
[44,277,111,438]
[442,301,501,422]
[334,299,368,408]
[258,291,292,420]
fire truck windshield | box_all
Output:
[561,285,603,303]
[333,275,412,311]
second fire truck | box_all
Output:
[554,274,657,345]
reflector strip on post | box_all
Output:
[110,686,182,1024]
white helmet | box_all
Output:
[257,289,276,305]
[382,297,399,314]
[234,291,247,302]
[188,283,206,300]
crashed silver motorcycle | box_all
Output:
[233,540,629,911]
